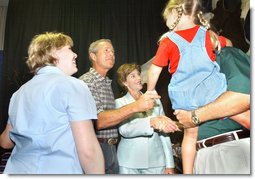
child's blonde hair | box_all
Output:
[162,0,210,30]
[160,0,220,51]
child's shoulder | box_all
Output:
[159,34,172,44]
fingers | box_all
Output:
[164,168,175,174]
[136,95,158,112]
[175,122,184,131]
[173,110,179,115]
[155,119,166,131]
[145,90,161,99]
[145,89,158,95]
[161,116,181,130]
[152,116,181,133]
[174,110,197,128]
[164,121,182,133]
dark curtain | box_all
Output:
[0,50,4,132]
[0,0,169,131]
[210,0,249,52]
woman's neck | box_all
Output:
[129,90,142,100]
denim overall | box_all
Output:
[166,27,227,110]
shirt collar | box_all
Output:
[36,66,64,75]
[89,67,112,83]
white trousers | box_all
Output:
[194,137,250,174]
[119,166,165,174]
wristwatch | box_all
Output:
[191,110,201,125]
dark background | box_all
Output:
[0,0,171,133]
[0,0,249,146]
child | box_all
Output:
[146,0,238,174]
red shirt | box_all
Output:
[152,25,227,74]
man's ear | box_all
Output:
[89,52,96,62]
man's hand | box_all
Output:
[174,110,196,128]
[150,115,181,133]
[135,90,161,112]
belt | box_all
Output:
[196,130,250,151]
[97,137,118,145]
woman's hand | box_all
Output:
[164,168,175,174]
[150,115,182,133]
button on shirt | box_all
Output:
[79,68,118,138]
[4,66,98,174]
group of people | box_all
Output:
[0,0,250,174]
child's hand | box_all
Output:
[145,89,158,96]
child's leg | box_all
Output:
[229,110,250,129]
[181,126,198,174]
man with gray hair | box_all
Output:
[79,39,164,174]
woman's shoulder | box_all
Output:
[115,93,129,101]
[115,93,134,106]
[52,75,89,92]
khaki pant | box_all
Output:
[194,138,250,174]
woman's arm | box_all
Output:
[71,120,104,174]
[0,124,14,149]
[116,98,179,138]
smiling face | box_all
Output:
[26,32,75,74]
[54,45,78,76]
[90,41,115,76]
[123,69,143,93]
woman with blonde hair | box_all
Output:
[0,32,104,174]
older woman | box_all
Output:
[115,63,178,174]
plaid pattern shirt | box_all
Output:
[79,68,118,138]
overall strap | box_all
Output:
[166,31,189,53]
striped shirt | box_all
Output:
[79,68,118,138]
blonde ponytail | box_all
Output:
[169,6,184,30]
[197,11,211,30]
[209,30,221,53]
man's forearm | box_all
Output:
[96,102,138,129]
[197,91,250,123]
[229,110,250,129]
[96,91,161,129]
